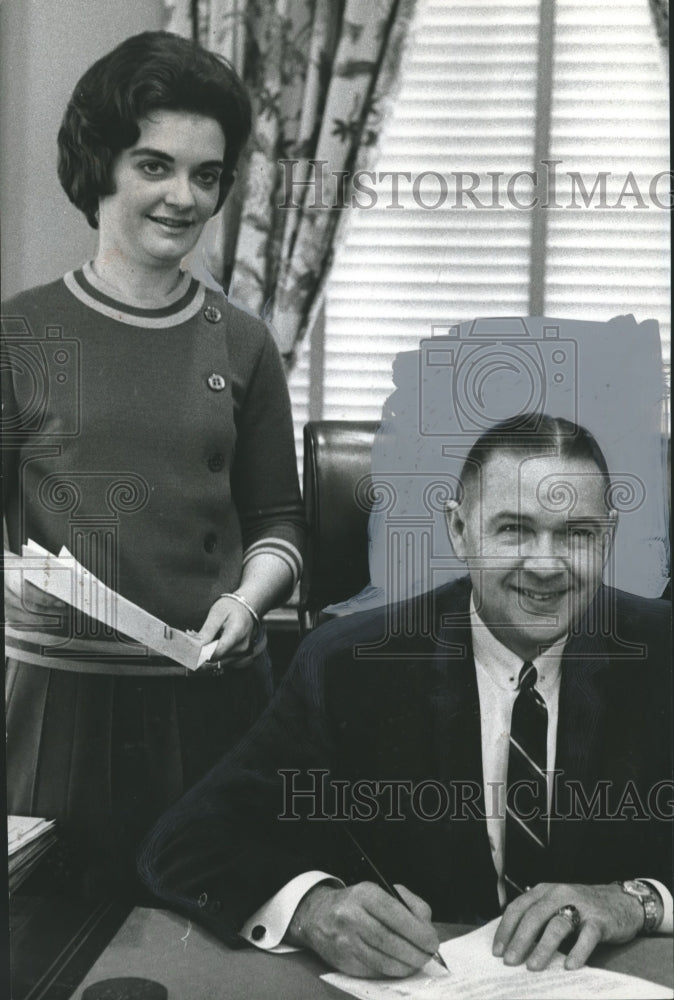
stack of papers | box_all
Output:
[8,815,57,892]
[322,918,673,999]
[18,540,217,670]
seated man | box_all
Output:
[139,414,672,979]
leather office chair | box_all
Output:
[299,421,380,632]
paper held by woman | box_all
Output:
[13,539,217,670]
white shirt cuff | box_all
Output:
[239,871,344,952]
[639,878,673,934]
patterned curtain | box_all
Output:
[164,0,417,366]
[648,0,668,47]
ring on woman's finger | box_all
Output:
[201,660,224,676]
[554,904,581,933]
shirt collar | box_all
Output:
[469,592,565,694]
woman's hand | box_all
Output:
[193,552,294,668]
[4,550,66,626]
[195,594,258,665]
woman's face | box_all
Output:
[97,109,226,271]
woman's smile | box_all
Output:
[147,214,195,231]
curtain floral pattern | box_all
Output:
[165,0,417,366]
[648,0,668,47]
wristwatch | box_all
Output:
[615,879,663,933]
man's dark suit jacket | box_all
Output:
[138,578,672,946]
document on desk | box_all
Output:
[321,919,673,999]
[19,540,217,670]
[8,815,57,891]
[8,815,56,856]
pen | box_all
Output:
[341,825,450,973]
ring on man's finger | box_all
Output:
[554,904,581,932]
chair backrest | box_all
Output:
[300,421,380,632]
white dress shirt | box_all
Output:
[241,595,672,949]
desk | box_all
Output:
[9,874,129,1000]
[69,907,673,1000]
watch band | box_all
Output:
[614,879,662,934]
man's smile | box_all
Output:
[513,584,570,607]
[511,583,573,615]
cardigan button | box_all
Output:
[207,453,225,472]
[251,925,266,941]
[204,305,222,323]
[203,533,218,554]
[207,373,226,391]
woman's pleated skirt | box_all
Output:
[5,652,272,898]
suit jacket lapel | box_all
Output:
[550,606,610,875]
[428,582,498,913]
[429,581,482,789]
[430,623,483,792]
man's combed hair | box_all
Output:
[459,413,611,501]
[57,31,252,228]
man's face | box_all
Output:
[447,450,615,659]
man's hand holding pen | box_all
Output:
[284,882,440,978]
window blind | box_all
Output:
[288,0,669,455]
[544,0,670,376]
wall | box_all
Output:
[0,0,166,299]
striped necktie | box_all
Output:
[504,660,549,902]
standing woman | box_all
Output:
[2,31,305,895]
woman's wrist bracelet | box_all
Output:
[219,591,262,632]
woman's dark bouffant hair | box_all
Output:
[57,31,252,229]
